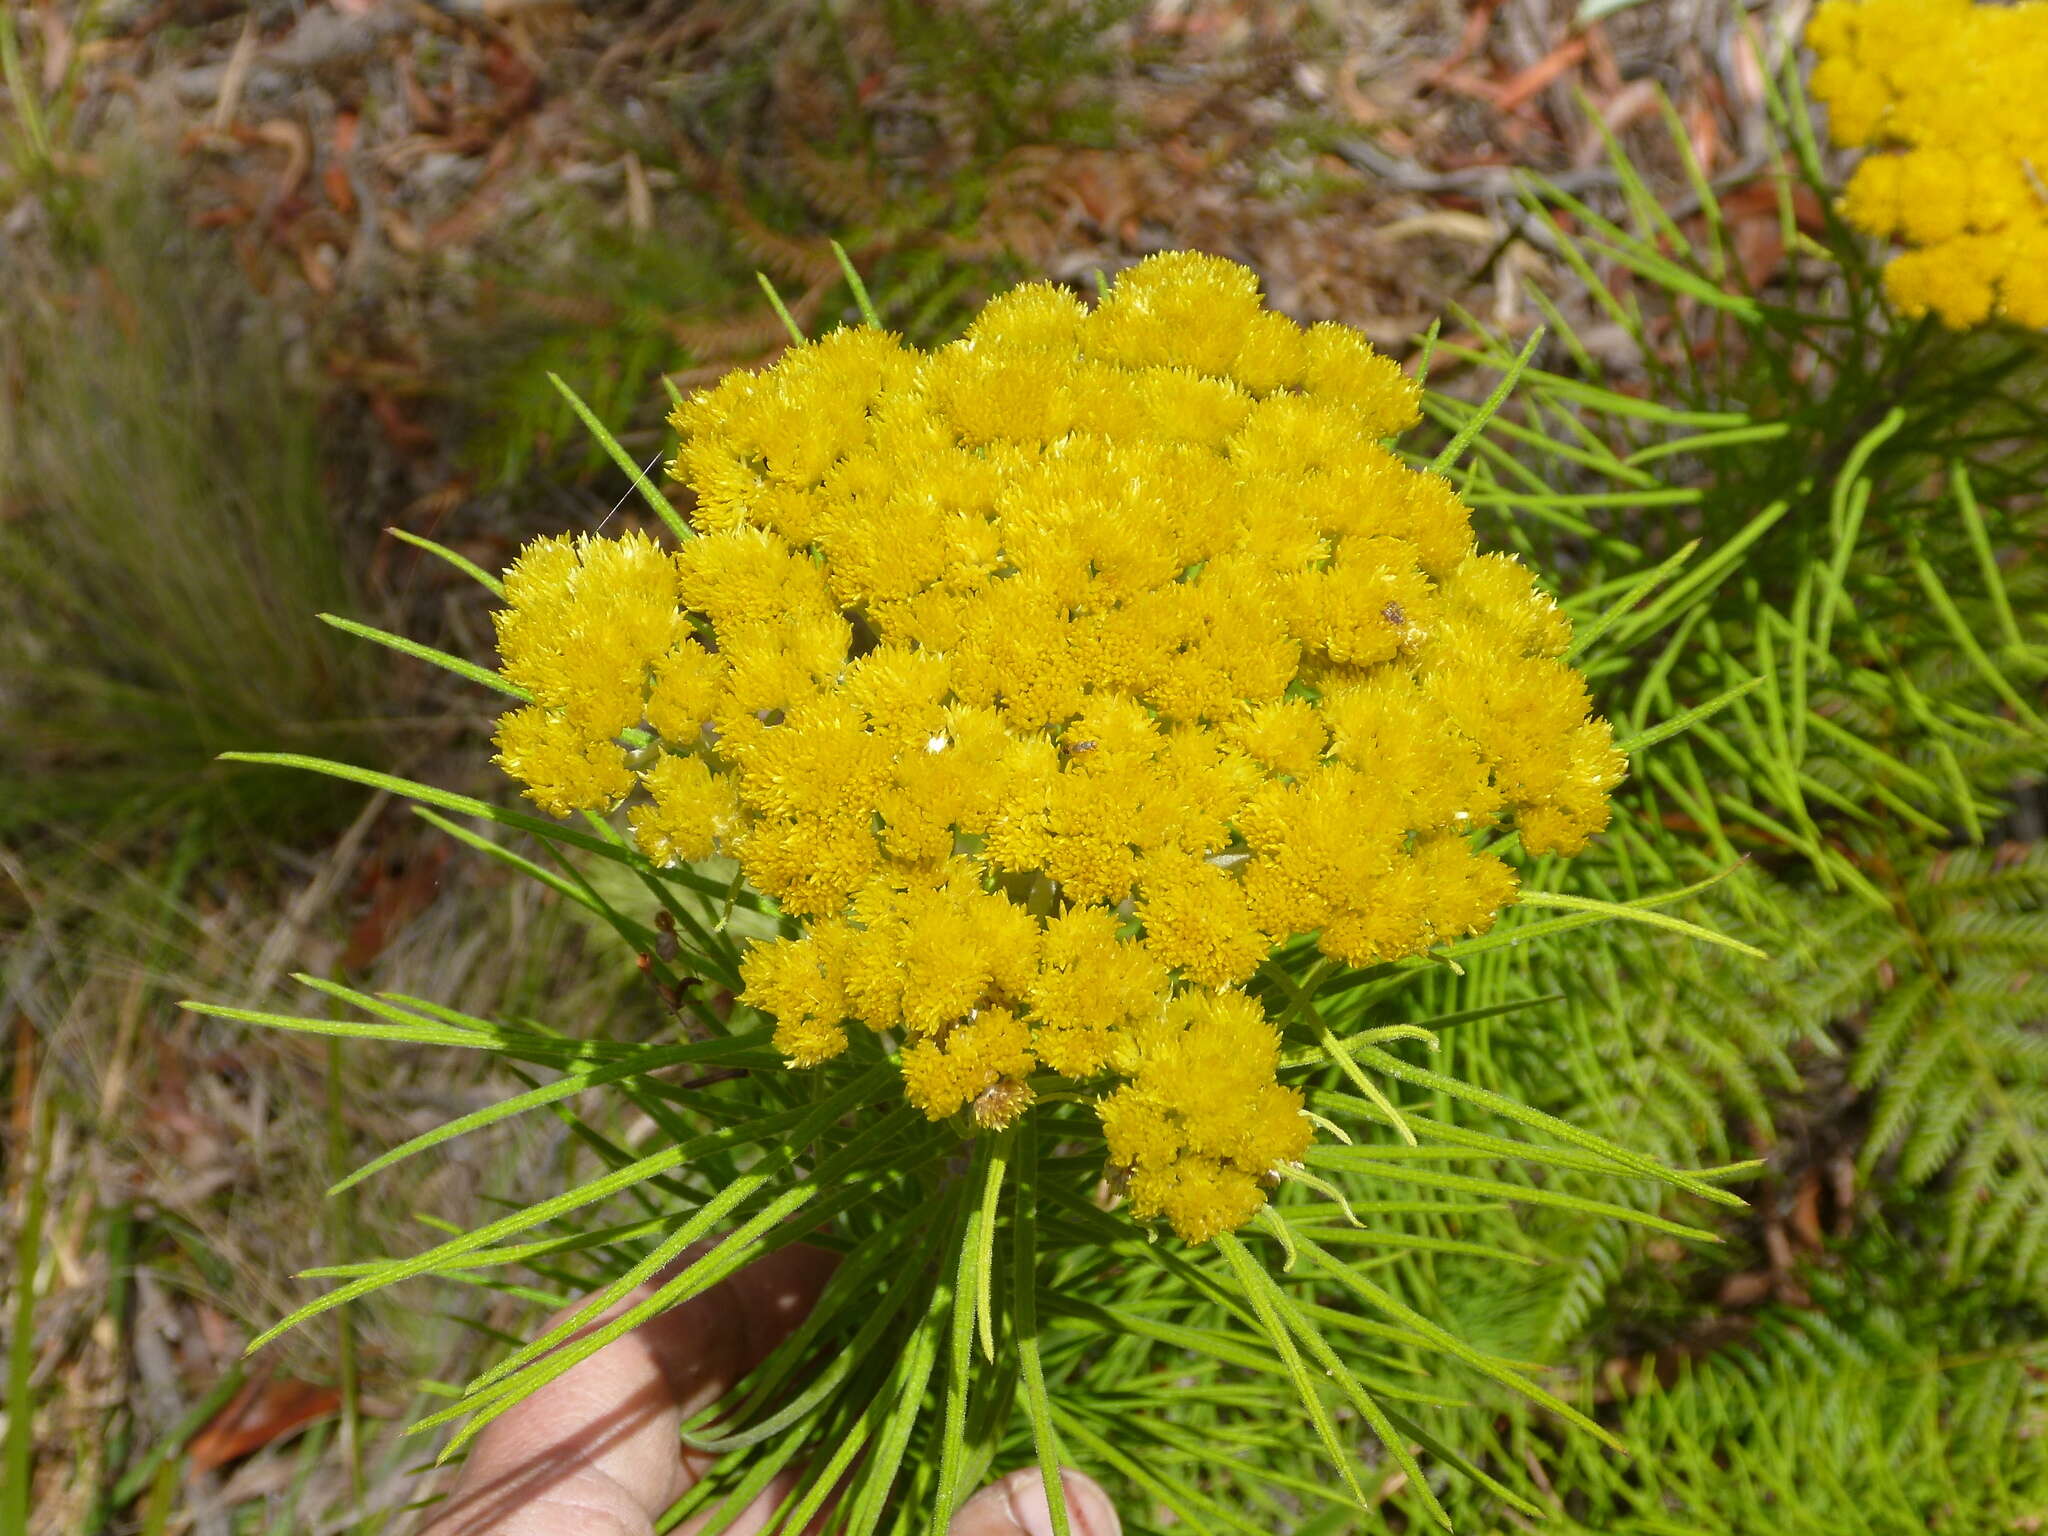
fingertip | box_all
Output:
[697,1241,841,1376]
[433,1243,841,1533]
[949,1468,1121,1536]
[742,1243,842,1334]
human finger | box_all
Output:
[420,1243,837,1536]
[947,1467,1122,1536]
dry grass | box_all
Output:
[6,799,651,1533]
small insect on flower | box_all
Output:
[489,251,1627,1241]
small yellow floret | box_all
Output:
[1300,322,1423,437]
[1027,905,1169,1076]
[492,706,633,817]
[631,753,737,865]
[645,637,725,744]
[899,1007,1037,1121]
[742,920,855,1066]
[1222,697,1328,779]
[1099,991,1310,1243]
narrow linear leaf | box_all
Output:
[841,1202,960,1536]
[935,1146,992,1534]
[831,240,884,329]
[1909,548,2047,733]
[1313,1018,1418,1147]
[1516,888,1766,960]
[1012,1125,1072,1536]
[319,612,523,697]
[1566,538,1700,662]
[685,1194,956,1454]
[328,1032,774,1196]
[249,1140,697,1355]
[464,1079,902,1401]
[1307,1149,1721,1240]
[1431,328,1546,473]
[1216,1234,1374,1519]
[1615,675,1768,755]
[216,753,775,913]
[1620,498,1791,642]
[756,272,807,346]
[1343,1043,1749,1207]
[975,1133,1008,1364]
[1950,462,2023,650]
[185,999,518,1052]
[1054,1409,1268,1536]
[385,526,506,598]
[547,371,692,541]
[1293,1229,1629,1454]
[1233,1227,1456,1531]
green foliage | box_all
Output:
[2,769,653,1532]
[460,226,738,493]
[0,5,99,234]
[875,0,1143,156]
[1392,1222,2048,1533]
[1843,843,2048,1284]
[4,1095,53,1536]
[0,152,388,853]
[1416,61,2048,1305]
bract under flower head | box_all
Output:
[1808,0,2048,329]
[489,252,1627,1241]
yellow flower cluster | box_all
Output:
[491,253,1625,1241]
[1808,0,2048,328]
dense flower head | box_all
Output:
[1807,0,2048,328]
[490,253,1625,1241]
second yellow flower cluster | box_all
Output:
[1809,0,2048,328]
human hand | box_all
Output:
[419,1244,1121,1536]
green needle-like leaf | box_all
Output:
[546,371,691,541]
[1012,1126,1072,1536]
[1516,888,1766,959]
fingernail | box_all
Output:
[1001,1468,1121,1536]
